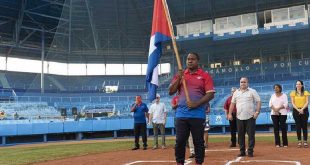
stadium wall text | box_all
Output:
[207,59,310,75]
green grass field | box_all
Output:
[0,135,299,165]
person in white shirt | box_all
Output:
[269,84,289,147]
[228,77,261,157]
[149,94,168,149]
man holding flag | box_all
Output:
[169,52,215,165]
[146,1,215,164]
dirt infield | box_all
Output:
[34,140,309,165]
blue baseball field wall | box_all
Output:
[0,111,301,145]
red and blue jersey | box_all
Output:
[171,68,215,119]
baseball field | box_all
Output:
[0,133,308,165]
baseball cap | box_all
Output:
[156,94,160,98]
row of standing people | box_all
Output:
[130,52,309,164]
[130,94,168,150]
[225,79,309,159]
[269,80,309,148]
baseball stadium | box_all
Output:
[1,0,310,164]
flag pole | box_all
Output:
[161,0,190,102]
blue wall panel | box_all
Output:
[48,122,63,133]
[287,112,295,124]
[264,112,273,124]
[64,121,79,132]
[92,120,107,131]
[120,119,134,129]
[78,120,93,132]
[106,119,120,130]
[210,114,227,126]
[0,111,302,138]
[32,123,48,134]
[17,124,32,135]
[256,112,268,125]
[166,117,174,128]
[0,124,17,136]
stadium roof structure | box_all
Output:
[0,0,307,64]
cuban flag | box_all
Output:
[146,0,171,102]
